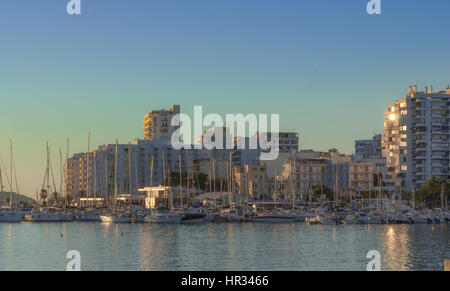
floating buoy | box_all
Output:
[172,231,175,236]
[275,228,279,233]
[432,226,435,231]
[120,232,124,236]
[60,233,63,238]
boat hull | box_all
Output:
[100,215,132,223]
[181,213,206,224]
[24,213,61,222]
[0,213,22,222]
[144,213,182,224]
[76,213,101,221]
[252,216,296,223]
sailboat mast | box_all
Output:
[0,163,3,193]
[93,151,97,207]
[65,139,69,207]
[128,143,132,209]
[59,148,63,197]
[10,140,13,207]
[229,152,232,205]
[179,154,182,208]
[114,139,118,214]
[150,156,154,187]
[46,142,50,201]
[87,132,90,200]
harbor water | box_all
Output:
[0,222,449,271]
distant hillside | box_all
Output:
[0,192,35,203]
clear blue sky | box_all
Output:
[1,0,450,196]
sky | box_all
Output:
[0,0,450,197]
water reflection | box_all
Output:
[0,223,448,270]
[382,225,411,270]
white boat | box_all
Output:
[342,214,360,225]
[75,211,101,221]
[0,142,22,223]
[0,211,22,222]
[306,214,338,225]
[365,215,384,224]
[226,213,243,222]
[100,214,132,223]
[318,215,338,225]
[306,216,322,225]
[412,213,429,224]
[287,211,308,222]
[100,140,133,224]
[59,212,73,222]
[252,213,296,223]
[209,212,230,223]
[24,211,61,222]
[144,211,182,223]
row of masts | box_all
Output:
[3,134,447,210]
[0,141,20,207]
[0,140,19,206]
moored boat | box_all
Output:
[252,212,296,223]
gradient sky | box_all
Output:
[1,0,450,197]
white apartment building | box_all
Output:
[354,134,393,191]
[280,152,374,199]
[255,132,299,153]
[355,134,382,160]
[234,163,267,199]
[66,139,212,200]
[143,105,180,141]
[382,85,450,190]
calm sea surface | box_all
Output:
[0,222,448,271]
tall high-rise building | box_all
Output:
[382,85,450,190]
[143,105,180,141]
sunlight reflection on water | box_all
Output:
[0,223,448,271]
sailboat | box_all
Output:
[144,207,182,223]
[24,143,62,222]
[143,155,182,224]
[252,168,295,223]
[100,140,132,223]
[0,141,22,222]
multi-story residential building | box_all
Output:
[281,159,330,197]
[197,126,233,149]
[234,163,267,199]
[143,105,180,141]
[255,132,299,153]
[280,153,373,200]
[354,134,392,192]
[232,132,299,173]
[348,162,373,195]
[382,85,450,190]
[66,139,210,200]
[355,134,382,160]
